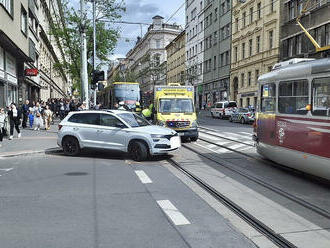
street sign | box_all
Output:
[25,68,38,76]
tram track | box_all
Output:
[167,157,298,248]
[180,141,330,220]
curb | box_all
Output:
[0,147,61,158]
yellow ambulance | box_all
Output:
[154,83,198,141]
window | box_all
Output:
[221,2,225,15]
[242,42,245,59]
[205,16,209,27]
[270,0,274,12]
[326,24,330,45]
[225,51,229,65]
[289,1,295,20]
[226,0,230,11]
[288,38,294,57]
[279,80,309,115]
[68,113,100,125]
[234,46,238,62]
[297,0,303,14]
[269,30,273,49]
[215,8,218,21]
[220,53,224,66]
[248,72,251,86]
[0,0,12,15]
[250,7,253,24]
[21,6,27,35]
[235,18,239,32]
[210,13,213,26]
[100,114,125,127]
[312,77,330,116]
[256,36,260,53]
[296,35,302,54]
[214,56,217,69]
[243,12,246,27]
[261,83,276,112]
[241,73,245,88]
[249,39,253,56]
[255,69,260,84]
[257,3,261,19]
[214,31,218,44]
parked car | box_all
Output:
[210,101,237,119]
[57,110,181,161]
[229,108,255,124]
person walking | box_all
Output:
[0,108,8,147]
[28,110,34,129]
[7,103,22,140]
[21,100,29,129]
[43,105,52,130]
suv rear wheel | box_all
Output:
[240,117,246,124]
[130,141,148,162]
[62,136,80,156]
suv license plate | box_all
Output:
[170,136,181,148]
[178,133,184,136]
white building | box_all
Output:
[126,16,182,93]
[185,0,204,109]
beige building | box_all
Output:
[166,31,185,85]
[230,0,280,108]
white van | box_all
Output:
[210,101,237,119]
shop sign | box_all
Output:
[198,85,203,93]
[25,68,39,76]
[241,92,256,97]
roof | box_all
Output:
[152,15,164,19]
[69,110,133,115]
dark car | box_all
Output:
[229,108,255,124]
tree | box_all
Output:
[51,0,125,93]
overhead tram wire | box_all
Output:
[165,2,185,24]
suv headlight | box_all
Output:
[191,121,198,128]
[151,134,166,138]
[158,121,165,126]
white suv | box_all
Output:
[57,110,181,161]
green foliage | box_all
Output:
[51,0,125,92]
[111,70,138,83]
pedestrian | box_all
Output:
[34,111,43,131]
[21,100,29,128]
[7,103,22,140]
[28,110,34,129]
[43,105,52,130]
[0,108,7,147]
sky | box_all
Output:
[111,0,185,60]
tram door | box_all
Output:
[257,83,277,146]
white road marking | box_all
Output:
[157,200,191,226]
[206,144,217,149]
[216,141,231,146]
[135,170,152,184]
[239,132,252,136]
[216,148,232,154]
[0,168,13,172]
[199,132,219,140]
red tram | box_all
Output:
[253,58,330,180]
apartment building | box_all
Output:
[185,0,204,109]
[202,0,232,108]
[166,30,185,84]
[280,0,330,60]
[230,0,280,108]
[0,0,31,107]
[0,0,70,107]
[126,16,182,93]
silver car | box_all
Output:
[57,110,181,161]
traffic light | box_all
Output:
[92,70,105,85]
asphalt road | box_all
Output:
[0,149,256,248]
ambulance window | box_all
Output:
[260,83,276,112]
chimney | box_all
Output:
[152,15,164,29]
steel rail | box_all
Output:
[167,158,298,248]
[181,143,330,220]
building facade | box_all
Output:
[202,0,232,109]
[230,0,280,108]
[185,0,205,109]
[0,0,70,108]
[166,30,185,84]
[126,16,182,93]
[0,0,31,107]
[280,0,330,61]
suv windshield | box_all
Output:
[225,102,237,108]
[159,98,194,113]
[118,113,150,127]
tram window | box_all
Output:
[312,77,330,116]
[260,83,276,112]
[278,80,308,115]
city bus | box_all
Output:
[98,82,141,110]
[253,58,330,180]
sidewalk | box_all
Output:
[0,123,59,157]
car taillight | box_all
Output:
[58,124,63,130]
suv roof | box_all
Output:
[67,109,130,115]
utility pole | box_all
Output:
[80,0,89,109]
[92,0,97,107]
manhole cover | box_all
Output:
[65,172,89,176]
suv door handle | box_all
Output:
[97,130,103,133]
[73,127,79,131]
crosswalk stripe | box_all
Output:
[228,144,247,150]
[157,200,191,226]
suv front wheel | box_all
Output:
[130,141,149,162]
[62,136,80,156]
